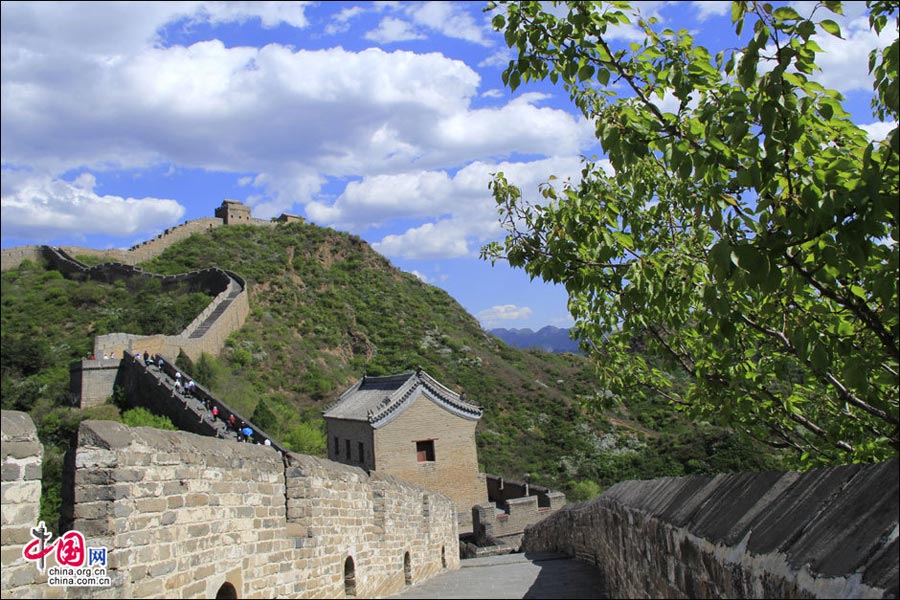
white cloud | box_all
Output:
[0,171,184,243]
[325,5,365,35]
[859,120,897,141]
[307,170,452,228]
[197,2,311,29]
[479,48,513,69]
[481,89,505,99]
[691,1,730,21]
[375,221,471,259]
[404,2,492,47]
[756,4,894,96]
[0,2,595,236]
[357,156,591,259]
[435,93,593,157]
[477,304,533,327]
[365,17,425,43]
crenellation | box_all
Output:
[1,411,458,598]
[523,461,899,599]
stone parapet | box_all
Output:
[1,414,459,599]
[0,245,44,271]
[522,461,899,599]
[0,411,64,599]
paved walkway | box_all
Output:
[389,552,607,599]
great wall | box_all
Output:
[2,201,897,598]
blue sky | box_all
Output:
[1,1,894,330]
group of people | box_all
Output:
[134,350,273,448]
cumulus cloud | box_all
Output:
[0,2,594,237]
[375,221,472,259]
[352,156,591,259]
[691,1,730,21]
[196,2,311,29]
[325,5,365,35]
[751,4,894,96]
[365,17,425,43]
[403,2,492,47]
[477,304,533,327]
[364,2,495,47]
[1,171,184,243]
[859,120,897,141]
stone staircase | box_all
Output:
[189,283,243,339]
[123,350,287,454]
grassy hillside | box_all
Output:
[2,221,788,524]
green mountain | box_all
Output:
[1,221,787,523]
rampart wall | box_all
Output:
[1,411,458,599]
[45,246,249,407]
[0,412,63,599]
[69,360,122,408]
[0,219,226,272]
[522,461,899,599]
[42,246,248,364]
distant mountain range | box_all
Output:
[489,326,583,354]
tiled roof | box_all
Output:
[323,369,482,428]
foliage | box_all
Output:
[484,1,899,463]
[121,407,177,431]
[566,479,603,502]
[284,420,327,455]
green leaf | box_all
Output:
[773,7,802,21]
[819,19,842,38]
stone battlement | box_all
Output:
[1,410,458,599]
[522,461,899,599]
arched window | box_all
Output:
[215,581,238,599]
[441,546,447,569]
[344,556,356,597]
[404,551,412,586]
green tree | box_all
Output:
[121,407,177,431]
[483,1,898,462]
[284,421,327,456]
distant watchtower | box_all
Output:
[215,199,252,224]
[324,370,488,526]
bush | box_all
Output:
[121,408,177,431]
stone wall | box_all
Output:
[0,219,227,273]
[284,454,458,597]
[0,245,44,271]
[55,251,250,407]
[522,461,899,599]
[123,218,223,264]
[70,360,122,408]
[473,491,566,546]
[0,411,458,599]
[0,412,64,599]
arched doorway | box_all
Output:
[344,556,356,597]
[215,581,238,599]
[404,551,412,586]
